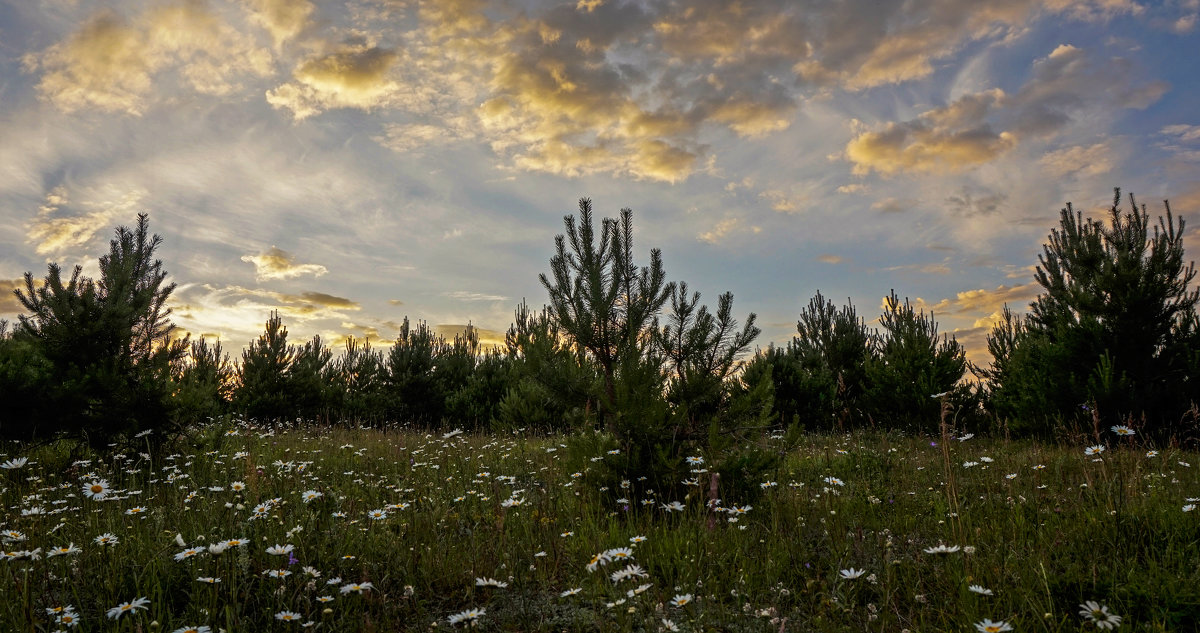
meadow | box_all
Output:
[2,420,1198,632]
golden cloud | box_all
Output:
[817,254,843,264]
[0,279,29,315]
[267,43,401,120]
[240,247,328,281]
[28,4,272,114]
[1039,142,1114,178]
[846,119,1016,176]
[27,186,147,256]
[246,0,315,48]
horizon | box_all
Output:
[2,0,1199,368]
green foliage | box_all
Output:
[539,198,673,427]
[0,322,53,440]
[9,214,187,447]
[982,189,1200,437]
[332,336,388,424]
[172,337,234,425]
[384,317,445,425]
[865,291,969,432]
[234,311,295,421]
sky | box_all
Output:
[2,0,1199,370]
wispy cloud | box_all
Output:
[241,247,328,282]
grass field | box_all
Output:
[2,419,1198,632]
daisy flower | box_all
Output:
[1185,504,1196,512]
[685,456,704,465]
[629,535,647,544]
[662,501,685,512]
[174,547,205,562]
[968,584,994,595]
[448,607,485,626]
[1146,450,1159,458]
[839,568,865,579]
[560,588,582,597]
[196,577,220,583]
[83,479,111,500]
[274,611,302,622]
[924,544,961,555]
[606,547,634,561]
[1111,425,1135,436]
[46,543,81,558]
[229,481,246,492]
[670,594,693,607]
[823,476,844,486]
[1079,601,1122,630]
[316,595,334,603]
[105,597,150,620]
[974,619,1013,632]
[366,509,388,520]
[475,577,508,588]
[340,581,374,594]
[0,457,28,469]
[1085,445,1106,456]
[94,533,119,547]
[125,507,147,515]
[301,490,323,503]
[171,626,212,633]
[266,544,294,555]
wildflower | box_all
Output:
[264,569,292,578]
[662,501,685,512]
[220,538,248,549]
[728,505,753,516]
[823,476,844,486]
[839,568,866,579]
[53,606,81,628]
[606,547,634,561]
[968,584,994,595]
[229,481,246,492]
[46,543,81,557]
[448,607,485,626]
[630,535,647,544]
[174,547,205,562]
[316,595,334,603]
[340,581,374,594]
[0,457,28,469]
[662,618,680,632]
[275,611,302,622]
[1185,504,1196,512]
[1146,450,1159,458]
[106,597,150,620]
[267,544,295,556]
[500,497,524,508]
[301,490,323,503]
[586,552,609,572]
[923,544,961,555]
[686,456,704,465]
[670,594,693,607]
[963,461,980,468]
[125,507,147,515]
[172,627,212,633]
[475,577,508,588]
[366,509,388,520]
[196,577,220,583]
[94,533,119,547]
[1085,445,1106,456]
[560,531,574,537]
[1111,425,1135,436]
[974,619,1013,632]
[1,530,25,543]
[83,479,111,500]
[761,480,777,488]
[560,587,582,597]
[1079,601,1122,630]
[610,564,648,583]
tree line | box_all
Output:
[2,190,1197,461]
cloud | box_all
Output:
[0,279,28,315]
[817,254,843,264]
[444,290,507,302]
[267,42,401,120]
[27,4,273,114]
[871,198,912,214]
[945,187,1008,216]
[1038,142,1115,178]
[845,90,1016,176]
[845,44,1167,176]
[27,185,147,256]
[246,0,315,48]
[169,282,360,347]
[697,217,757,244]
[241,247,328,281]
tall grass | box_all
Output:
[2,420,1197,631]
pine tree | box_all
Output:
[13,214,187,446]
[236,311,294,421]
[986,189,1199,435]
[539,198,673,428]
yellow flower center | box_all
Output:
[91,485,103,493]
